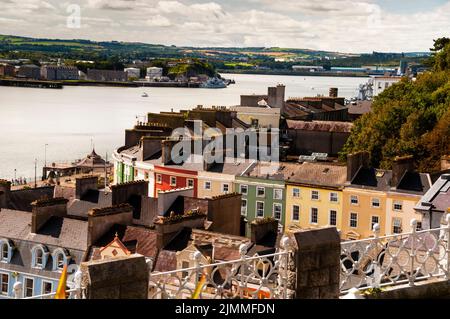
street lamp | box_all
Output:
[44,144,48,167]
[34,158,37,188]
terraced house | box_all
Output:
[235,162,297,237]
[341,152,431,240]
[285,162,347,234]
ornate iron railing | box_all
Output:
[340,217,450,293]
[149,237,293,299]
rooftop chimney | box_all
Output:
[76,176,98,199]
[250,218,278,245]
[329,88,338,98]
[346,151,370,182]
[31,197,68,233]
[391,155,415,187]
[87,204,133,246]
[0,180,11,208]
[161,139,179,165]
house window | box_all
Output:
[393,201,403,211]
[416,222,422,231]
[181,261,189,279]
[371,216,379,230]
[156,174,162,184]
[187,179,194,188]
[273,203,282,220]
[350,213,358,228]
[292,188,300,198]
[371,198,380,208]
[310,208,318,224]
[241,199,247,216]
[257,186,265,197]
[222,183,229,193]
[329,210,337,226]
[170,176,177,186]
[42,281,53,295]
[273,189,283,200]
[24,278,34,298]
[144,172,149,180]
[350,195,359,205]
[35,249,43,268]
[311,190,319,200]
[56,253,65,270]
[52,248,70,271]
[204,181,211,190]
[1,242,10,262]
[32,245,48,269]
[292,205,300,221]
[330,192,338,203]
[240,184,248,195]
[0,273,8,296]
[393,218,402,234]
[256,202,264,217]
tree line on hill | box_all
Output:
[340,38,450,173]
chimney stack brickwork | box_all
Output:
[346,151,370,182]
[31,197,68,233]
[75,176,98,199]
[391,155,415,187]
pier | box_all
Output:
[0,78,63,89]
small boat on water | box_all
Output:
[141,92,148,97]
[200,77,227,89]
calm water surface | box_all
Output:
[0,74,368,180]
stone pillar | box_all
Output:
[291,227,341,299]
[80,254,149,299]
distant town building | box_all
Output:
[292,65,324,72]
[372,76,402,96]
[124,67,141,80]
[40,65,79,81]
[146,67,163,81]
[0,64,16,77]
[17,65,41,80]
[87,69,127,82]
[397,59,408,76]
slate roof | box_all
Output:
[154,250,177,272]
[214,246,241,261]
[245,161,299,181]
[67,190,112,217]
[7,186,55,212]
[92,224,159,259]
[285,120,353,133]
[286,162,347,188]
[415,174,450,212]
[0,209,89,251]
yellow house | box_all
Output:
[196,159,255,199]
[342,187,388,240]
[341,153,432,240]
[285,162,347,234]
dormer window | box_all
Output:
[31,245,49,269]
[0,239,14,263]
[52,248,71,271]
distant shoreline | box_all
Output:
[218,69,371,78]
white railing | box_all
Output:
[22,288,84,300]
[340,217,450,294]
[149,236,293,299]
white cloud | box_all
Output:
[1,0,449,52]
[146,15,172,27]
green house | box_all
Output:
[235,162,297,237]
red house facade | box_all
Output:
[153,166,198,197]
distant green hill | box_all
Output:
[0,34,430,69]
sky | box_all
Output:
[1,0,450,53]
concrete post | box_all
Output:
[80,254,149,299]
[290,227,341,299]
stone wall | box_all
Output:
[290,227,340,299]
[81,254,149,299]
